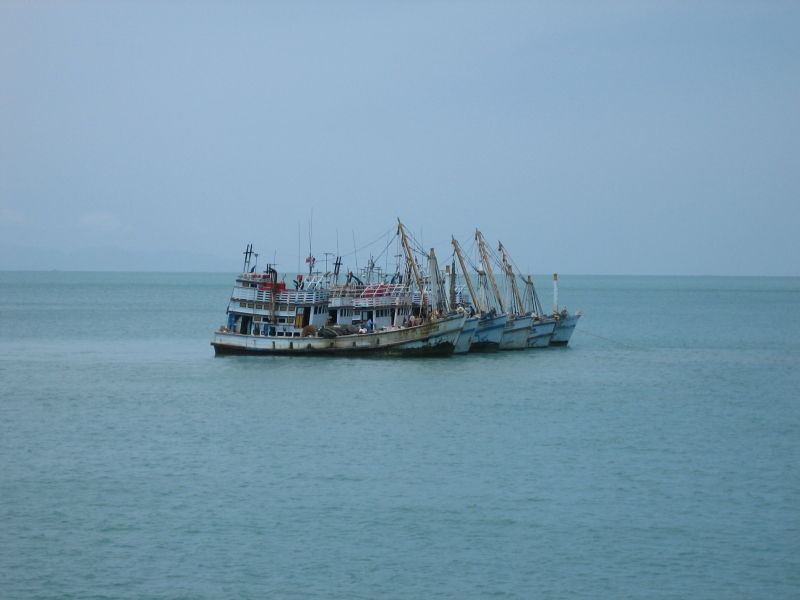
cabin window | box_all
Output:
[247,303,255,308]
[278,318,286,324]
[277,332,284,336]
[256,304,263,309]
[293,332,300,337]
[239,302,246,307]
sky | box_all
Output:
[1,1,798,274]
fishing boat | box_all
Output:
[495,239,536,350]
[446,254,478,354]
[451,236,506,353]
[474,230,530,350]
[445,253,479,354]
[451,313,478,354]
[549,273,581,346]
[211,224,466,357]
[521,275,557,348]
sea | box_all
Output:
[1,272,798,599]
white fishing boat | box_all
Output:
[496,239,538,351]
[452,315,478,354]
[445,250,477,354]
[549,273,581,346]
[212,312,465,356]
[520,275,556,348]
[528,318,557,347]
[211,224,466,357]
[451,236,507,353]
[442,255,479,355]
[474,230,529,350]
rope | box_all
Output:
[576,327,632,348]
[338,226,397,259]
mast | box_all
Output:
[499,241,525,316]
[427,248,447,316]
[475,230,504,313]
[553,273,559,314]
[448,259,457,310]
[451,237,479,311]
[522,274,542,316]
[397,220,427,316]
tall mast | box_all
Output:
[499,241,525,316]
[427,248,447,315]
[521,274,544,316]
[397,220,427,315]
[476,230,504,313]
[553,273,559,314]
[449,258,457,309]
[451,237,479,310]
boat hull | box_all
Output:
[469,313,508,353]
[550,313,580,346]
[527,319,556,348]
[211,313,466,357]
[498,315,533,350]
[453,316,479,355]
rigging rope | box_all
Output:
[339,226,397,259]
[575,327,632,348]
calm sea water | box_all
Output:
[1,272,798,599]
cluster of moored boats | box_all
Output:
[211,221,580,357]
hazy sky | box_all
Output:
[1,1,798,274]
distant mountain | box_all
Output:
[0,246,238,272]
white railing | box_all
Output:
[232,287,328,305]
